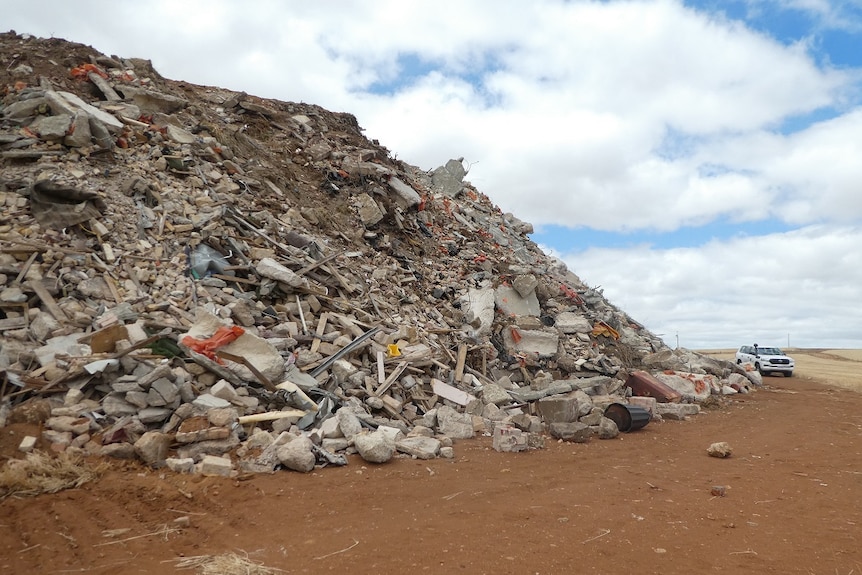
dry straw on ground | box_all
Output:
[0,450,106,499]
[173,552,283,575]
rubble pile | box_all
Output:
[0,32,754,476]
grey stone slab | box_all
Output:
[396,436,440,459]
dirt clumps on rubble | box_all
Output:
[0,31,751,476]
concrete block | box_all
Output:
[537,395,578,423]
[396,436,440,459]
[199,454,233,477]
[165,457,196,473]
[18,435,37,453]
[492,424,528,453]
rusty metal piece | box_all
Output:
[625,370,682,403]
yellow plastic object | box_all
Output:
[387,344,402,357]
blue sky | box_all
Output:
[6,0,862,348]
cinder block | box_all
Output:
[199,454,233,477]
[537,395,578,423]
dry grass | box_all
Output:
[0,450,106,500]
[174,552,283,574]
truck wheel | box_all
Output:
[785,371,793,377]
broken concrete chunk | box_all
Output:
[102,394,140,417]
[118,85,188,114]
[354,193,384,226]
[480,383,512,406]
[193,394,232,410]
[148,378,179,406]
[461,288,495,337]
[199,454,233,476]
[596,417,619,439]
[654,371,716,402]
[165,124,196,144]
[707,442,733,458]
[3,96,47,118]
[495,285,541,318]
[56,90,124,131]
[654,402,700,420]
[387,176,421,208]
[548,421,594,443]
[138,407,173,424]
[336,408,363,440]
[512,274,538,298]
[18,435,38,453]
[185,309,284,382]
[256,257,314,291]
[165,457,196,473]
[492,424,529,453]
[555,312,592,334]
[211,379,240,403]
[354,429,396,463]
[276,435,316,472]
[30,114,71,141]
[46,416,90,435]
[537,395,578,424]
[430,158,466,197]
[503,327,560,359]
[436,405,474,439]
[396,436,440,459]
[134,431,173,467]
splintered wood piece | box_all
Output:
[455,343,468,383]
[377,351,386,384]
[374,361,408,397]
[27,280,67,321]
[311,312,328,354]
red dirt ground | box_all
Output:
[2,371,862,575]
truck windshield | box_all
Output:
[758,347,782,355]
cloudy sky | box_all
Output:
[7,0,862,349]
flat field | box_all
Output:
[702,348,862,391]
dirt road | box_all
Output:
[3,351,862,574]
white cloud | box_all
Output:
[5,0,862,348]
[565,225,862,348]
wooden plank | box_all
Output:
[122,262,147,295]
[295,294,308,334]
[376,351,386,385]
[237,409,307,425]
[0,316,27,330]
[374,360,408,397]
[431,378,476,406]
[310,312,328,354]
[27,280,67,321]
[364,375,376,396]
[454,343,468,383]
[14,253,38,284]
[211,273,260,285]
[102,272,121,304]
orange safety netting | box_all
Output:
[181,325,245,362]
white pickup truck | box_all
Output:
[736,344,794,377]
